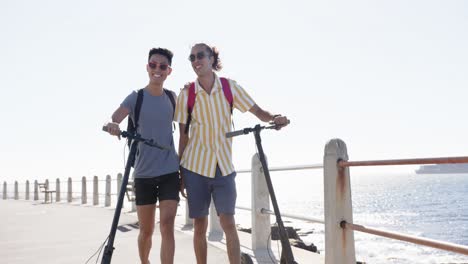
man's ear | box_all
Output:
[209,56,215,67]
[167,67,173,75]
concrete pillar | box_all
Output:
[208,198,223,241]
[45,179,50,203]
[251,153,273,260]
[81,176,87,204]
[67,177,72,203]
[34,180,39,201]
[26,180,30,200]
[324,139,356,264]
[184,199,192,227]
[93,176,99,206]
[56,178,61,202]
[117,173,122,196]
[14,181,19,200]
[105,175,111,207]
[130,174,136,212]
[3,181,7,199]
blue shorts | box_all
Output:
[181,166,237,218]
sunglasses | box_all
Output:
[188,52,210,62]
[148,62,170,71]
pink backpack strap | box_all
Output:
[187,82,196,113]
[220,77,233,113]
[184,82,196,134]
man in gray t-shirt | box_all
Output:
[104,47,179,264]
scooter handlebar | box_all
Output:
[226,129,248,138]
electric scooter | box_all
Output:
[100,128,168,264]
[227,123,297,264]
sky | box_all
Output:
[1,0,467,183]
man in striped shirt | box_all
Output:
[174,43,289,264]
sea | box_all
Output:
[3,169,467,263]
[234,169,468,264]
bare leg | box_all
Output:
[158,200,178,264]
[220,214,240,264]
[193,217,208,264]
[137,204,156,264]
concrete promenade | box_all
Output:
[0,199,324,263]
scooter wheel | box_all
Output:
[241,252,253,264]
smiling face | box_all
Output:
[189,44,213,77]
[147,54,172,85]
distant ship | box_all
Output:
[415,163,468,174]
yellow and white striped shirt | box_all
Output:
[174,75,255,178]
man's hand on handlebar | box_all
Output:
[270,115,290,130]
[104,122,122,140]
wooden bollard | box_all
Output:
[67,177,72,203]
[45,179,50,203]
[81,176,87,204]
[93,176,99,206]
[26,180,30,200]
[34,180,39,201]
[14,181,19,200]
[56,178,61,202]
[117,173,122,195]
[105,175,111,207]
[24,180,29,200]
[2,181,6,200]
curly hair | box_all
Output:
[193,43,223,71]
[148,47,174,65]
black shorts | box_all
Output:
[134,171,180,206]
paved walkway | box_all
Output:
[0,199,324,263]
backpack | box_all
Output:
[184,77,233,134]
[127,88,176,151]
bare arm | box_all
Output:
[178,123,189,197]
[178,124,189,158]
[104,106,130,138]
[249,104,289,129]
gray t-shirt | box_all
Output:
[121,88,179,178]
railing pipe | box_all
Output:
[343,221,468,256]
[324,138,356,264]
[237,164,323,173]
[339,156,468,167]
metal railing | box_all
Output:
[2,139,468,263]
[324,138,468,263]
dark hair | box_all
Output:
[148,47,173,65]
[193,43,223,71]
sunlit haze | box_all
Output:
[1,0,467,182]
